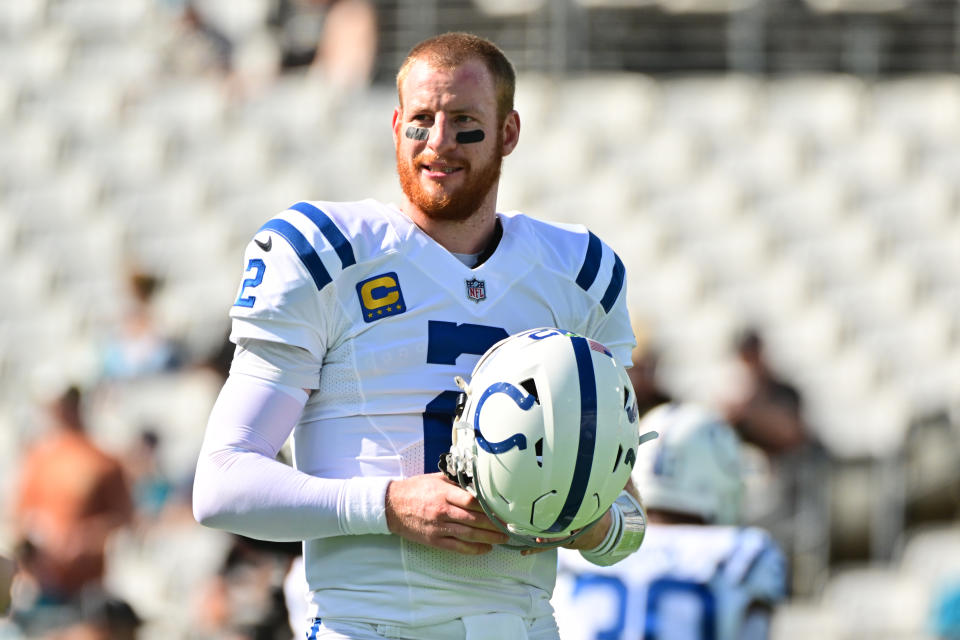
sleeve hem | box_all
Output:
[340,476,392,535]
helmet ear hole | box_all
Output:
[535,437,544,467]
[519,378,539,403]
[612,445,623,472]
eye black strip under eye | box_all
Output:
[456,130,485,144]
[405,126,429,140]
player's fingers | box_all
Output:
[444,505,508,536]
[443,485,485,511]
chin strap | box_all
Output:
[579,490,647,566]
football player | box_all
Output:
[193,32,645,640]
[553,403,788,640]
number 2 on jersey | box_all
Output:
[234,258,266,308]
[422,321,508,474]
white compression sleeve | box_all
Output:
[192,373,391,541]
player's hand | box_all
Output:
[520,508,613,556]
[385,473,510,555]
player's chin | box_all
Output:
[421,176,463,196]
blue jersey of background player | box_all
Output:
[554,403,788,640]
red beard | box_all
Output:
[396,131,503,222]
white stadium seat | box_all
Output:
[820,566,930,638]
[766,74,867,146]
[771,600,843,640]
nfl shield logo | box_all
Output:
[465,278,486,303]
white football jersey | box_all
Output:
[228,199,634,627]
[553,525,787,640]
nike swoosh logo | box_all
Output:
[254,236,272,252]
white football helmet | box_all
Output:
[444,327,641,548]
[632,402,744,525]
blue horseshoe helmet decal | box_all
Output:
[474,382,535,453]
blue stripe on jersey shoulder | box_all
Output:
[259,219,332,291]
[575,231,626,314]
[600,253,626,313]
[289,201,356,269]
[575,232,603,291]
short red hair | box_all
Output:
[396,32,516,123]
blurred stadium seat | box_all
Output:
[472,0,548,15]
[899,523,960,599]
[770,600,843,640]
[48,0,153,38]
[820,565,930,638]
[765,74,867,147]
[0,0,47,37]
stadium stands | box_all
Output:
[1,1,959,637]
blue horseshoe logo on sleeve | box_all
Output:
[474,382,535,453]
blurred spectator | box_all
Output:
[719,327,829,596]
[11,386,134,616]
[49,589,143,640]
[626,325,672,418]
[553,403,788,639]
[194,536,299,640]
[197,328,237,384]
[122,428,175,523]
[269,0,378,90]
[0,554,13,617]
[158,0,235,77]
[100,268,182,381]
[722,327,807,456]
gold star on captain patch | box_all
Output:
[377,309,383,315]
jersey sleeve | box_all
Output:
[572,231,635,367]
[725,528,789,605]
[228,204,348,364]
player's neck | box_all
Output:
[403,202,499,255]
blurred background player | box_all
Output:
[553,402,787,640]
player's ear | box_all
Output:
[392,107,403,147]
[501,110,520,157]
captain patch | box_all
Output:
[357,272,406,323]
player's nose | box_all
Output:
[426,114,458,153]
